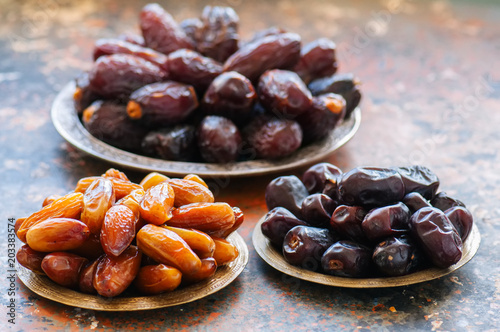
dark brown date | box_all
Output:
[395,165,440,200]
[329,205,368,244]
[243,26,287,46]
[243,115,302,159]
[88,54,166,99]
[321,240,372,277]
[301,194,337,228]
[223,32,301,83]
[78,259,98,294]
[117,33,145,46]
[431,192,466,211]
[82,100,148,152]
[361,202,411,242]
[409,207,462,268]
[296,93,345,144]
[308,73,361,118]
[258,69,312,118]
[167,49,223,93]
[180,18,203,44]
[197,116,242,163]
[338,167,405,207]
[261,207,309,247]
[201,71,257,124]
[282,225,335,271]
[141,125,198,161]
[445,206,473,242]
[74,72,101,115]
[372,236,422,276]
[139,3,194,55]
[302,162,342,195]
[93,38,169,73]
[265,175,309,218]
[403,192,432,214]
[195,6,239,62]
[127,81,198,127]
[293,38,338,83]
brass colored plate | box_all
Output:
[252,216,480,288]
[51,81,361,178]
[17,232,248,311]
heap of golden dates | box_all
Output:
[15,169,242,297]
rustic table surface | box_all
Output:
[1,0,499,331]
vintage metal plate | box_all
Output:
[17,232,248,311]
[51,81,361,178]
[252,216,481,288]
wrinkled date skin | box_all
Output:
[197,116,242,163]
[258,69,312,119]
[139,3,194,55]
[445,206,473,242]
[134,264,182,294]
[308,73,362,118]
[83,100,148,152]
[136,224,201,275]
[302,162,343,195]
[168,178,215,207]
[127,81,199,128]
[431,192,466,212]
[140,172,170,191]
[321,240,372,277]
[142,125,198,161]
[282,226,335,271]
[167,49,223,93]
[361,202,411,242]
[261,207,309,247]
[338,167,405,207]
[194,6,239,62]
[93,246,142,297]
[81,177,115,234]
[76,176,142,200]
[244,115,303,160]
[41,252,88,289]
[201,71,257,124]
[395,165,440,200]
[88,54,166,99]
[265,175,309,218]
[409,207,463,268]
[92,38,169,72]
[16,244,46,274]
[139,182,175,225]
[167,202,236,235]
[100,205,137,257]
[373,236,423,277]
[223,32,301,83]
[403,192,432,214]
[296,93,346,144]
[26,218,90,252]
[301,194,337,228]
[329,205,368,244]
[293,38,338,84]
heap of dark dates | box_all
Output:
[74,3,362,163]
[261,163,473,278]
[15,169,242,297]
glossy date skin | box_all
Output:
[141,125,198,161]
[394,165,440,200]
[261,207,309,247]
[329,205,368,244]
[372,236,423,277]
[409,207,462,268]
[282,225,335,271]
[321,240,372,278]
[445,206,473,242]
[41,252,88,289]
[302,162,343,195]
[223,32,301,83]
[293,38,338,84]
[403,192,432,214]
[258,69,312,119]
[338,167,405,207]
[361,202,411,242]
[197,116,242,163]
[201,71,257,124]
[301,194,337,228]
[431,192,466,212]
[265,175,309,218]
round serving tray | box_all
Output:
[252,216,480,288]
[51,81,361,178]
[17,232,249,311]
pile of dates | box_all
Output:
[15,169,243,297]
[74,3,362,163]
[261,163,473,277]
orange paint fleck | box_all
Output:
[372,304,385,312]
[455,290,462,294]
[389,307,397,312]
[207,312,222,322]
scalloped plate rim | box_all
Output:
[51,81,361,177]
[252,215,481,288]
